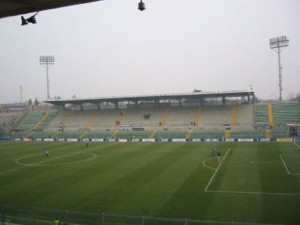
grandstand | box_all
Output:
[7,91,300,140]
[0,104,26,137]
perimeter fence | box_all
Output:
[0,205,282,225]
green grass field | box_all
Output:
[0,141,300,225]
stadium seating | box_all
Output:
[16,111,46,130]
[254,103,269,127]
[272,101,300,126]
[11,101,300,139]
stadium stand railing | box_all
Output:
[0,205,282,225]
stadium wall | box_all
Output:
[11,137,297,143]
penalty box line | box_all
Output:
[279,154,291,175]
[204,148,231,192]
[279,154,300,176]
[293,142,300,150]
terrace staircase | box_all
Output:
[111,129,119,138]
[268,103,274,126]
[149,130,157,139]
[194,107,202,127]
[32,111,50,130]
[231,105,237,126]
[185,129,192,139]
[110,108,127,138]
[80,131,89,138]
[62,111,73,124]
[266,128,272,138]
[51,131,59,138]
[225,129,231,139]
[160,107,170,127]
[49,111,73,138]
[79,111,100,138]
[84,111,100,129]
[114,108,127,129]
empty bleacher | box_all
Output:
[272,101,300,126]
[11,101,300,139]
[253,101,300,138]
[16,111,46,131]
[254,103,269,127]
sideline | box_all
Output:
[204,148,231,192]
[205,190,300,196]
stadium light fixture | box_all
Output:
[21,12,39,26]
[40,56,55,100]
[138,0,145,11]
[269,35,289,101]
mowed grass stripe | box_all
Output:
[58,143,190,211]
[257,143,300,193]
[0,142,103,172]
[208,143,263,192]
[157,143,227,219]
[1,142,300,225]
[0,142,120,204]
[205,142,300,195]
[2,143,180,210]
[110,143,203,215]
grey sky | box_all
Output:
[0,0,299,103]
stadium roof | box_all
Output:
[0,0,100,19]
[45,91,255,107]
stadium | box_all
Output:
[1,1,300,225]
[1,90,300,141]
[1,90,300,225]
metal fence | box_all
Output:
[0,205,282,225]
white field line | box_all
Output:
[279,154,291,175]
[202,158,216,171]
[205,190,300,196]
[293,142,300,150]
[279,154,300,176]
[1,151,98,176]
[204,148,231,192]
[0,165,30,175]
[15,152,97,166]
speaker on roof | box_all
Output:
[21,16,28,26]
[138,0,145,11]
[21,12,39,26]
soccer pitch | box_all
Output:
[0,141,300,225]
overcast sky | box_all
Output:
[0,0,299,103]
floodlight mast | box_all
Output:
[39,56,55,100]
[269,36,289,101]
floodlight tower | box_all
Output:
[20,85,23,103]
[40,56,55,99]
[269,36,289,101]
